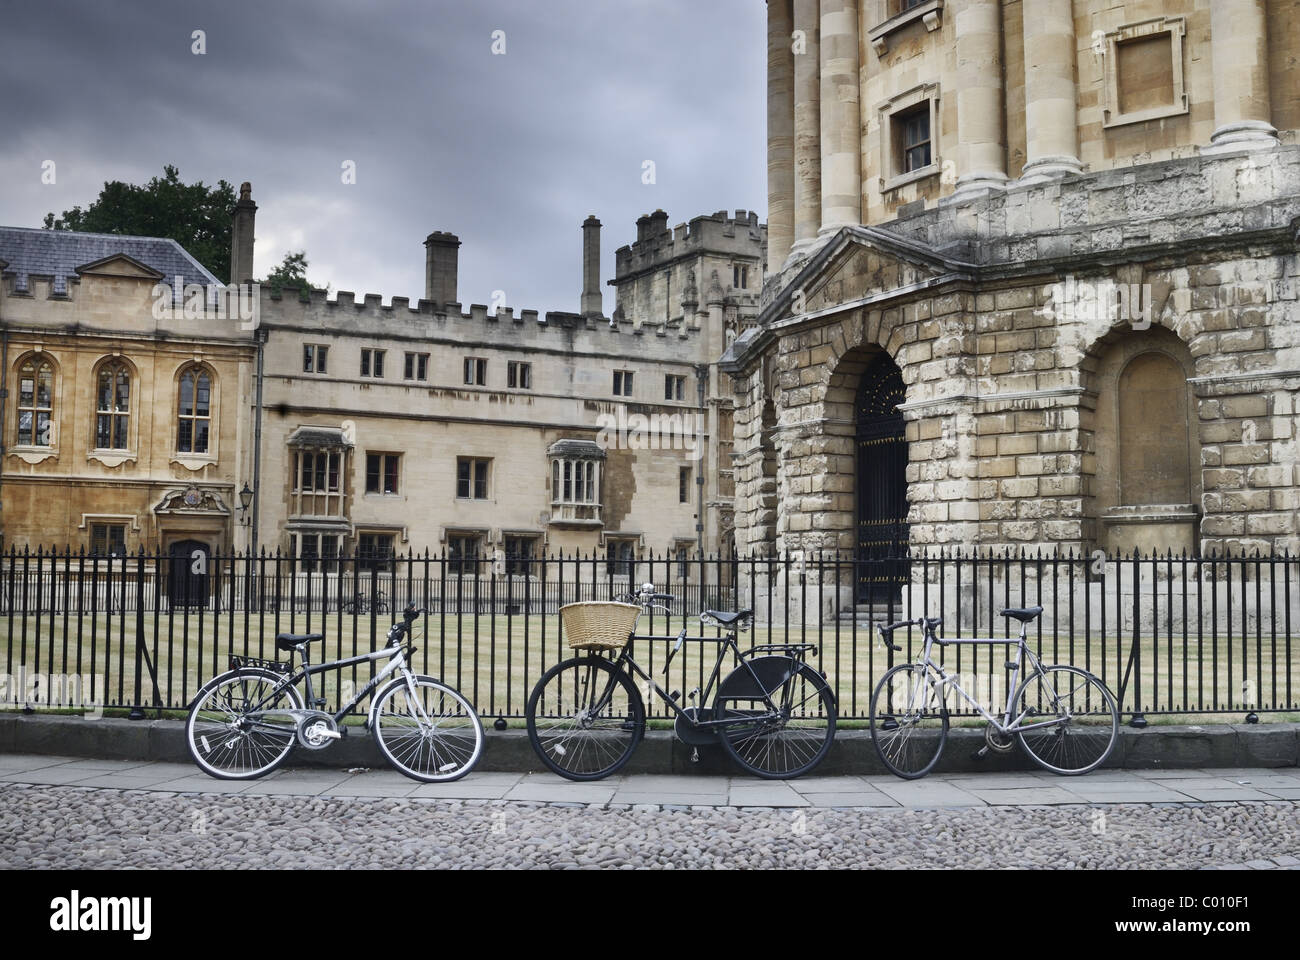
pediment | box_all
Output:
[75,253,165,281]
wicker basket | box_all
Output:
[561,601,641,651]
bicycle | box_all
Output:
[341,589,388,616]
[525,583,836,780]
[869,606,1120,779]
[185,603,484,782]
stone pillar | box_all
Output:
[952,0,1008,197]
[1207,0,1278,152]
[790,0,821,262]
[818,0,860,236]
[229,182,257,285]
[580,215,602,317]
[424,231,460,307]
[767,0,796,274]
[1020,0,1083,183]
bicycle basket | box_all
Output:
[560,601,641,651]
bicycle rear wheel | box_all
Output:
[715,662,836,779]
[186,669,303,779]
[869,663,948,779]
[372,675,485,782]
[526,656,644,781]
[1014,666,1119,775]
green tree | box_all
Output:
[43,164,236,280]
[262,251,326,298]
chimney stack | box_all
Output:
[230,182,256,285]
[636,213,652,244]
[581,215,602,317]
[649,209,669,237]
[424,231,461,307]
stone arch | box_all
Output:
[1084,325,1201,554]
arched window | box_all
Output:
[94,360,131,450]
[177,365,212,454]
[16,357,55,447]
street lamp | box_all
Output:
[238,483,254,524]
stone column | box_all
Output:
[818,0,860,236]
[952,0,1008,197]
[790,0,821,262]
[1020,0,1083,183]
[767,0,796,273]
[1207,0,1277,152]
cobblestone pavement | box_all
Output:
[1,755,1297,869]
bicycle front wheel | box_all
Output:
[526,656,645,781]
[1014,666,1119,775]
[372,675,485,782]
[870,663,948,779]
[715,662,837,779]
[186,669,303,780]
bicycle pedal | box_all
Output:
[971,748,988,761]
[688,687,699,701]
[690,748,700,763]
[1003,662,1019,671]
[670,690,681,702]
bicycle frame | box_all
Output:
[904,621,1074,735]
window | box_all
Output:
[898,106,931,174]
[456,458,490,499]
[404,352,429,381]
[613,370,634,397]
[90,523,126,558]
[303,344,328,374]
[463,357,487,385]
[358,532,395,571]
[448,534,482,576]
[665,374,686,401]
[360,349,385,378]
[733,264,749,289]
[606,539,636,578]
[675,543,691,579]
[177,365,212,455]
[900,0,925,10]
[504,536,538,576]
[1101,17,1188,128]
[366,453,400,495]
[507,361,531,389]
[551,458,598,504]
[679,466,692,504]
[292,448,344,516]
[16,357,54,447]
[94,361,130,450]
[289,533,339,573]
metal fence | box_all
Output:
[1,546,1296,722]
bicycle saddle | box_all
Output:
[275,632,325,651]
[999,606,1043,623]
[703,609,753,626]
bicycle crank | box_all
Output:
[984,724,1015,753]
[296,712,341,750]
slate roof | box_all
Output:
[0,225,221,295]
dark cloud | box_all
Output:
[0,0,765,314]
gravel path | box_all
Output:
[2,783,1297,869]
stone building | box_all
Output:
[249,199,766,575]
[0,226,256,570]
[725,0,1300,608]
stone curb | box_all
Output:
[1,713,1296,775]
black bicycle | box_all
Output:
[185,603,483,782]
[525,583,836,780]
[341,589,388,616]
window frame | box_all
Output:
[90,522,127,558]
[365,452,401,496]
[176,363,214,456]
[303,344,329,375]
[360,348,386,379]
[507,360,531,390]
[613,369,634,397]
[93,358,132,452]
[14,354,56,449]
[456,457,491,500]
[463,357,487,386]
[1101,17,1188,129]
[403,352,430,381]
[878,83,941,193]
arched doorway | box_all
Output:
[856,353,909,603]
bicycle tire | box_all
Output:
[1014,666,1119,775]
[715,662,837,779]
[371,674,485,782]
[526,656,645,781]
[186,668,303,780]
[869,662,948,779]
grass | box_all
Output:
[2,611,1297,721]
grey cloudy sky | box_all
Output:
[0,0,766,313]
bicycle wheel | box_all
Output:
[869,663,948,779]
[1014,666,1119,775]
[371,674,485,782]
[526,656,644,781]
[186,669,303,779]
[715,662,837,779]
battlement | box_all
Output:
[614,209,766,278]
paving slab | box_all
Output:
[872,781,986,808]
[321,782,421,798]
[148,777,255,794]
[0,766,98,785]
[946,774,1063,790]
[965,786,1083,806]
[726,782,811,806]
[410,775,525,800]
[789,776,873,794]
[611,793,733,807]
[504,781,618,804]
[800,791,898,807]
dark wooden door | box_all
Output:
[169,539,210,609]
[856,354,909,604]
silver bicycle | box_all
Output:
[869,606,1119,779]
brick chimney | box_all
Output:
[424,231,460,307]
[229,182,256,285]
[581,215,602,317]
